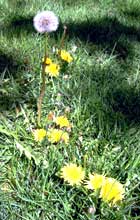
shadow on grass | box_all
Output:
[0,50,36,111]
[110,87,140,122]
[0,95,21,112]
[0,50,23,77]
[0,93,36,112]
[63,17,140,122]
[66,16,140,59]
[2,15,140,60]
[1,15,139,61]
[66,62,140,133]
[100,73,140,124]
[130,200,140,217]
[122,10,140,19]
[2,15,35,37]
[63,16,140,124]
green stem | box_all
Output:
[59,25,67,51]
[45,33,47,57]
[37,33,48,126]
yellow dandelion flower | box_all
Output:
[55,115,70,128]
[45,63,60,77]
[47,128,62,143]
[47,129,69,144]
[61,131,69,144]
[33,129,46,142]
[61,163,85,186]
[86,173,105,190]
[42,57,52,65]
[59,50,73,63]
[100,177,125,205]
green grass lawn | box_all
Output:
[0,0,140,219]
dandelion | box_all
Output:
[42,57,52,65]
[60,163,85,186]
[86,173,105,190]
[33,129,46,142]
[55,115,70,128]
[61,131,69,144]
[47,128,62,143]
[35,11,59,126]
[47,128,69,144]
[33,11,59,33]
[45,63,60,77]
[59,50,73,63]
[100,177,125,205]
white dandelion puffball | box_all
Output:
[33,11,59,33]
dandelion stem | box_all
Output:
[45,33,48,57]
[59,25,67,51]
[37,33,48,126]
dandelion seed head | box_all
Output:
[33,11,59,33]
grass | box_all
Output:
[0,0,140,219]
